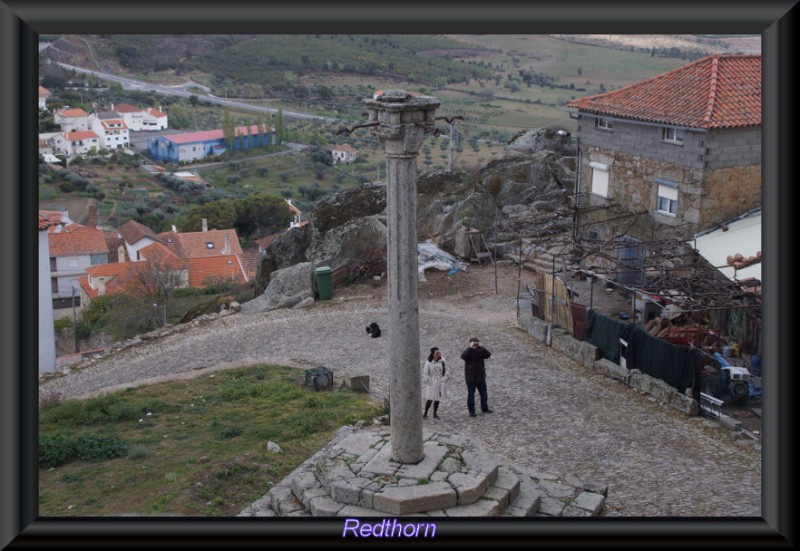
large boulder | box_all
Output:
[242,262,314,314]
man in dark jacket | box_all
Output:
[461,337,493,417]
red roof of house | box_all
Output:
[114,103,140,113]
[566,54,761,129]
[139,242,187,270]
[39,210,68,225]
[329,144,359,153]
[145,107,167,118]
[84,262,152,297]
[164,125,273,145]
[170,229,243,259]
[57,108,88,118]
[240,249,261,280]
[186,255,247,287]
[65,131,100,142]
[100,119,128,130]
[118,220,159,245]
[39,86,50,98]
[48,226,108,256]
[38,214,60,231]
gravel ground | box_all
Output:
[39,263,761,517]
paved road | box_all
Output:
[39,270,761,517]
[44,54,335,123]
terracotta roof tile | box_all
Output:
[171,229,243,259]
[114,103,140,113]
[187,255,248,287]
[118,220,160,245]
[145,107,167,118]
[240,249,262,280]
[139,242,187,270]
[65,131,100,141]
[566,54,760,129]
[57,108,88,118]
[48,226,108,256]
[39,86,51,98]
[329,144,358,153]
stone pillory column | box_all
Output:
[363,90,440,464]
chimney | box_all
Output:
[87,205,96,228]
[223,234,231,255]
[202,218,208,232]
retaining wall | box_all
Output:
[518,316,699,417]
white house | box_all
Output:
[52,130,101,156]
[112,103,168,131]
[117,219,161,262]
[54,107,89,132]
[48,224,109,302]
[89,115,130,150]
[38,86,51,110]
[38,214,58,374]
[328,144,359,164]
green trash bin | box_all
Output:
[314,266,333,300]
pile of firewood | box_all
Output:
[645,317,718,347]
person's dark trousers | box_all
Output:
[466,381,489,414]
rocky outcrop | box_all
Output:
[243,262,314,314]
[252,127,577,302]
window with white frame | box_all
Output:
[661,126,684,144]
[655,179,678,215]
[594,117,613,130]
[589,162,610,197]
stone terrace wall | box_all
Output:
[518,316,699,416]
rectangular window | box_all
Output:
[589,162,610,197]
[656,179,678,216]
[50,257,56,271]
[661,126,685,144]
[90,253,107,265]
[51,277,58,293]
[595,117,613,130]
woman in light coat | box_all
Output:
[423,347,448,419]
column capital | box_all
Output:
[363,90,440,156]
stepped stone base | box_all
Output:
[239,425,607,518]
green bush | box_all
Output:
[39,432,78,469]
[74,433,128,462]
[54,317,73,333]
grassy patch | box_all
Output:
[39,364,381,517]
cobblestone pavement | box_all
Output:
[39,266,761,517]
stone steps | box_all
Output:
[238,425,607,518]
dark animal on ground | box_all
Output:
[366,322,382,338]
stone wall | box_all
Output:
[517,316,699,417]
[576,145,760,241]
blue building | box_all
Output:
[147,124,275,165]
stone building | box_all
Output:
[566,54,761,249]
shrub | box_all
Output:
[54,317,73,333]
[39,432,78,469]
[74,433,128,462]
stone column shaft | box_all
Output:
[363,90,440,465]
[386,152,422,463]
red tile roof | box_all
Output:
[57,108,88,118]
[118,220,160,245]
[38,214,59,231]
[100,119,128,130]
[240,249,262,280]
[139,242,187,270]
[114,103,140,113]
[39,86,50,98]
[48,226,108,256]
[566,54,761,129]
[170,229,243,259]
[255,234,279,250]
[145,107,167,118]
[329,144,358,153]
[39,210,68,226]
[187,255,248,287]
[103,231,127,263]
[84,262,152,297]
[163,125,273,145]
[65,131,100,142]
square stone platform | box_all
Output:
[239,424,607,518]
